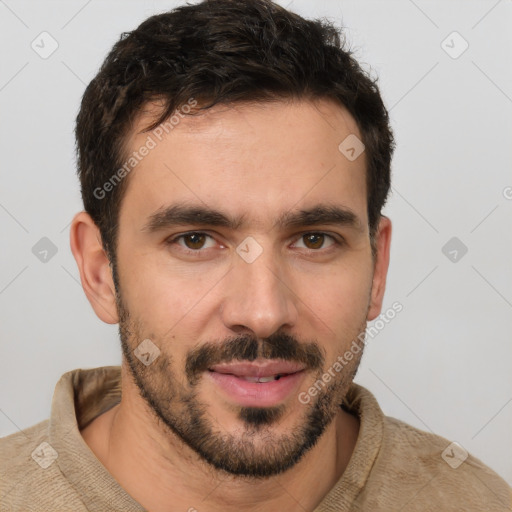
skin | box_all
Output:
[71,98,392,512]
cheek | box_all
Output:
[117,247,226,342]
[292,259,373,334]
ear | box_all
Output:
[367,216,392,321]
[69,211,119,324]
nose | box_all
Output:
[220,249,299,339]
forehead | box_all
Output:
[119,98,368,229]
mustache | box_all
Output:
[185,332,325,384]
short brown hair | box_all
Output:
[75,0,394,271]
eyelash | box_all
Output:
[166,231,342,255]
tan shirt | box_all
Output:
[1,366,510,511]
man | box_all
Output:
[1,0,510,510]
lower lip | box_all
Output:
[206,370,305,407]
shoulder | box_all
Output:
[366,415,511,511]
[1,420,49,475]
[0,421,87,511]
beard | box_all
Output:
[116,293,366,479]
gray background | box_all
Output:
[1,0,511,485]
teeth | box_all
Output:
[241,376,260,383]
[258,376,277,383]
[240,374,283,383]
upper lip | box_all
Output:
[208,359,306,378]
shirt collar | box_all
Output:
[49,366,145,512]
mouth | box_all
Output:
[206,359,307,407]
[219,373,289,383]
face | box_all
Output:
[114,99,379,477]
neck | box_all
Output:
[81,365,359,512]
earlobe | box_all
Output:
[69,211,119,324]
[367,216,392,321]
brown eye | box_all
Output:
[183,233,207,249]
[302,233,325,249]
[169,232,218,253]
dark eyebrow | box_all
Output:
[275,205,361,231]
[141,203,362,233]
[141,204,244,232]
